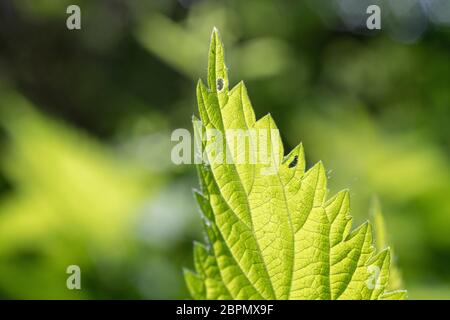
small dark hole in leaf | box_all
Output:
[289,155,298,168]
[217,78,224,91]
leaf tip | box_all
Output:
[207,27,228,93]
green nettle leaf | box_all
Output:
[371,198,404,291]
[184,28,407,300]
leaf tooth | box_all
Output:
[343,215,353,240]
[236,81,256,128]
[366,248,391,299]
[197,79,225,131]
[346,220,369,242]
[194,189,214,222]
[193,241,208,273]
[289,206,330,299]
[330,221,369,299]
[183,268,206,299]
[223,81,255,131]
[192,114,200,122]
[196,79,211,126]
[282,143,305,169]
[192,240,233,299]
[334,224,375,299]
[192,188,205,200]
[305,161,327,207]
[229,80,243,95]
[290,161,327,233]
[325,190,351,246]
[367,246,390,265]
[325,190,349,222]
[280,143,305,186]
[254,113,284,165]
[192,117,207,168]
[203,215,268,299]
[208,28,229,106]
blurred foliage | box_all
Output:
[0,0,448,299]
[0,91,152,298]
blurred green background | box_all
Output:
[0,0,448,299]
